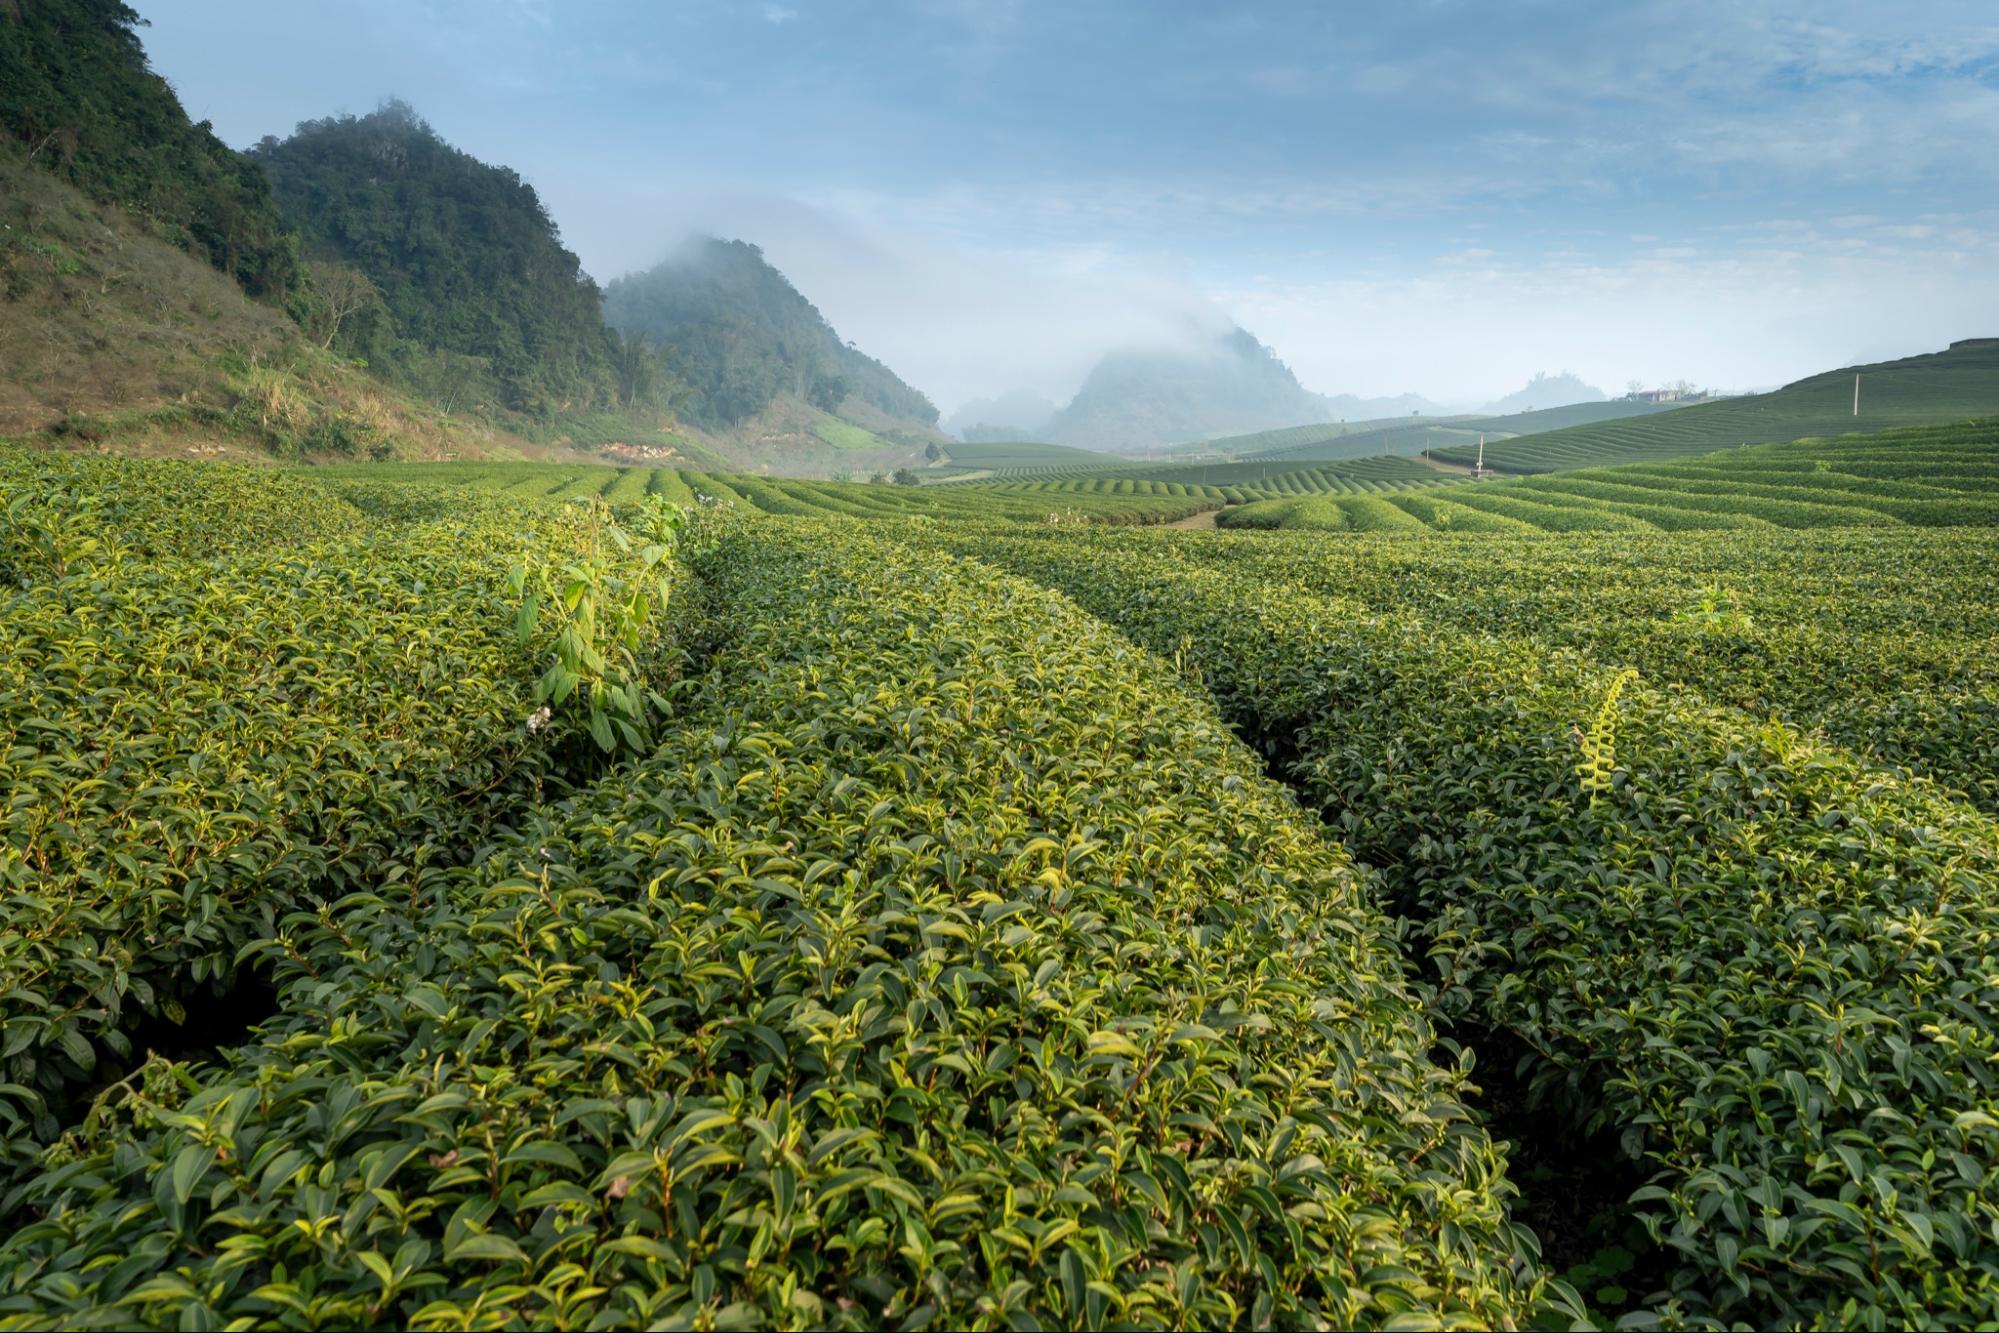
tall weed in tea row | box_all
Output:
[510,494,685,754]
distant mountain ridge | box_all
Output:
[603,238,938,435]
[1482,371,1606,414]
[1038,327,1340,451]
[946,390,1059,441]
[989,328,1449,451]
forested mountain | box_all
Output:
[251,103,667,419]
[603,238,938,432]
[0,0,305,302]
[1039,327,1335,450]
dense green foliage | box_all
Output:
[0,449,692,1169]
[0,0,305,301]
[1156,524,1999,818]
[1434,341,1999,473]
[603,238,938,431]
[907,509,1999,1328]
[251,103,660,420]
[13,407,1999,1328]
[0,481,1559,1329]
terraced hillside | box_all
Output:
[1150,415,1445,460]
[1236,400,1685,465]
[929,450,1452,499]
[936,439,1122,469]
[330,451,1462,518]
[1431,339,1999,472]
[1224,417,1999,532]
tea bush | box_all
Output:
[0,454,693,1163]
[0,521,1559,1330]
[954,521,1999,818]
[929,529,1999,1328]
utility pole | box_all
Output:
[1476,434,1485,476]
[1853,373,1860,417]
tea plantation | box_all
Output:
[5,421,1999,1329]
[1428,341,1999,474]
[1222,418,1999,534]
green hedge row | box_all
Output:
[0,454,690,1162]
[930,529,1999,1328]
[1125,524,1999,817]
[0,520,1557,1330]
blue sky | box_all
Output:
[136,0,1999,410]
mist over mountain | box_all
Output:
[1038,327,1342,451]
[946,390,1059,442]
[603,237,937,434]
[1483,371,1606,414]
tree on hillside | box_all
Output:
[924,442,943,462]
[304,259,384,350]
[892,467,919,486]
[807,372,849,412]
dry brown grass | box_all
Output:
[0,156,289,433]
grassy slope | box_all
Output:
[940,440,1123,467]
[1435,341,1999,472]
[0,153,283,439]
[1457,397,1687,436]
[1155,415,1454,460]
[0,150,771,474]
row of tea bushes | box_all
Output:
[1113,523,1999,816]
[0,521,1560,1330]
[959,521,1999,817]
[0,454,692,1160]
[930,529,1999,1329]
[1,451,363,582]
